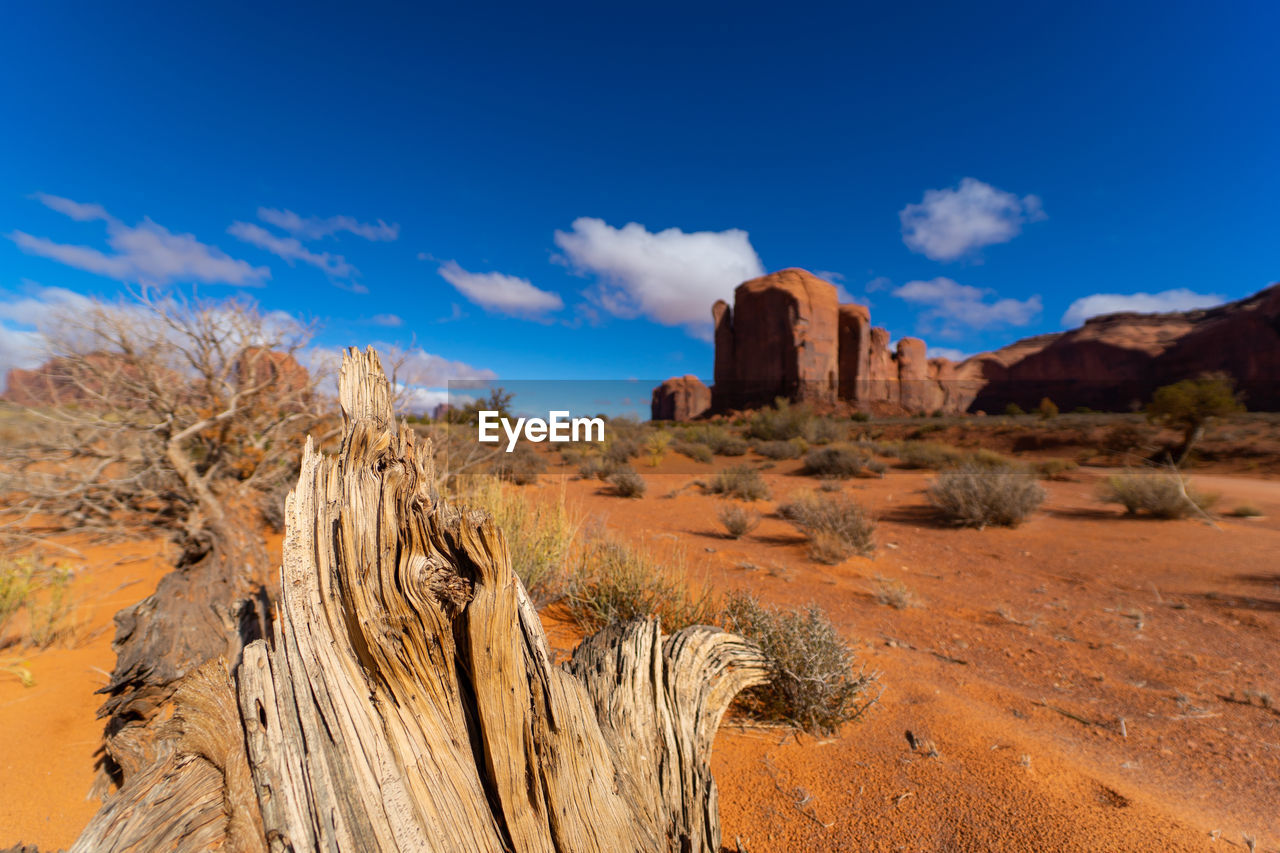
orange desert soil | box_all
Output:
[4,459,1279,851]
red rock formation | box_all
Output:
[684,268,1280,418]
[233,348,311,399]
[711,269,839,410]
[896,338,930,413]
[866,327,898,406]
[972,283,1280,411]
[3,352,142,408]
[6,348,312,411]
[651,375,711,422]
[711,300,735,412]
[837,304,871,406]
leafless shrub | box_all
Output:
[1099,469,1217,518]
[753,439,804,460]
[607,465,647,498]
[721,591,879,735]
[717,503,761,539]
[0,290,325,561]
[928,463,1045,528]
[673,441,714,464]
[872,577,918,609]
[706,465,770,501]
[802,446,868,479]
[778,492,876,562]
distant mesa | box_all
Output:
[4,348,311,409]
[651,267,1280,420]
[651,375,711,422]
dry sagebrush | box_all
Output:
[778,491,876,563]
[928,462,1045,528]
[722,591,879,735]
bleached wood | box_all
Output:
[77,346,768,852]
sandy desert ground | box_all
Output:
[2,454,1278,852]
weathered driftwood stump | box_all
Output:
[75,347,767,852]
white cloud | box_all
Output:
[370,313,402,327]
[553,217,765,337]
[1061,288,1224,327]
[438,260,563,317]
[228,221,357,279]
[928,346,969,362]
[31,193,111,222]
[900,178,1046,261]
[10,195,269,287]
[894,277,1041,337]
[257,208,399,242]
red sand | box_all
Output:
[4,460,1278,851]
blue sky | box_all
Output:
[2,1,1277,398]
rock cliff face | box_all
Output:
[962,284,1280,412]
[690,267,1280,417]
[711,269,839,411]
[4,349,312,409]
[651,375,711,421]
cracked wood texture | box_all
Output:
[76,346,767,853]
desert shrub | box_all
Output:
[469,477,577,605]
[1036,397,1059,419]
[1147,373,1244,464]
[927,463,1045,528]
[803,417,845,445]
[717,503,761,539]
[568,537,715,632]
[1035,458,1078,480]
[680,424,746,457]
[644,431,672,467]
[1004,403,1026,416]
[753,439,804,460]
[865,458,888,477]
[673,441,713,464]
[714,436,750,456]
[706,465,770,501]
[1230,504,1263,518]
[746,399,811,441]
[802,446,868,479]
[851,411,871,423]
[604,437,641,465]
[872,577,918,609]
[746,399,846,444]
[492,445,546,485]
[963,448,1013,467]
[895,440,964,469]
[818,479,843,493]
[909,423,943,438]
[721,591,878,735]
[1099,470,1216,518]
[577,454,606,480]
[777,492,876,562]
[607,465,647,498]
[0,556,79,649]
[1102,422,1153,455]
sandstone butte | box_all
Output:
[3,348,311,408]
[652,267,1280,420]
